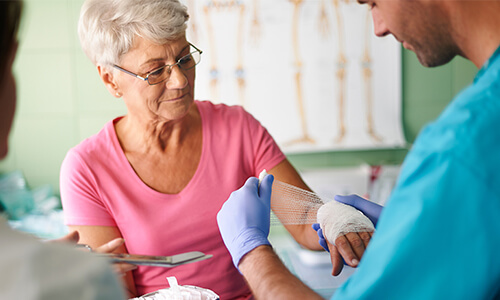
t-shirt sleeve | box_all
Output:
[241,109,286,176]
[60,149,117,226]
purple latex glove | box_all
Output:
[312,223,330,252]
[334,194,382,226]
[217,174,274,269]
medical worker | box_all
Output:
[217,0,500,299]
[0,1,132,298]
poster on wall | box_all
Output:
[183,0,405,153]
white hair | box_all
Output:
[78,0,189,67]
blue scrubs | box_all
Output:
[333,46,500,299]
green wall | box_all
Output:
[0,0,127,193]
[0,0,478,194]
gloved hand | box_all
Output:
[334,194,383,226]
[217,174,274,269]
[312,223,329,252]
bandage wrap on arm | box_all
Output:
[317,200,375,245]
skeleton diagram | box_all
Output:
[286,0,316,146]
[319,0,382,143]
[186,0,199,44]
[187,0,260,107]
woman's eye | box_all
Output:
[149,67,164,77]
[179,55,193,65]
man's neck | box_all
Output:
[449,2,500,68]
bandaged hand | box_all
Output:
[313,195,377,275]
[317,199,375,244]
[217,175,274,269]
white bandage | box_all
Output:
[317,200,375,245]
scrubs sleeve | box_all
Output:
[333,147,500,299]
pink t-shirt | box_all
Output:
[60,101,286,299]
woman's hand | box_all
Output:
[92,238,138,276]
[312,224,373,275]
[48,231,137,276]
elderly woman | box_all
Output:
[60,0,370,298]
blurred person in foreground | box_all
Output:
[217,0,500,299]
[59,0,373,298]
[0,1,131,299]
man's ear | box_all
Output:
[98,65,122,98]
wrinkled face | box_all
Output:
[362,0,459,67]
[114,35,196,122]
[0,43,18,159]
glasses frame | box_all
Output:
[113,43,203,86]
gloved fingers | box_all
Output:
[236,177,261,201]
[335,233,361,267]
[334,194,364,206]
[243,176,260,190]
[318,228,330,252]
[319,236,329,252]
[327,242,345,276]
[334,194,382,226]
[312,223,330,252]
[258,174,274,200]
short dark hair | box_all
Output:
[0,0,23,80]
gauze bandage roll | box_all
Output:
[259,170,324,226]
[258,170,375,244]
[317,201,375,245]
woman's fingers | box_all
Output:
[94,238,125,254]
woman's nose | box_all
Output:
[165,65,188,89]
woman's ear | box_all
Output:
[97,65,122,98]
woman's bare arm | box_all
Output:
[68,225,138,297]
[267,159,323,250]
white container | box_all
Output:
[131,277,219,300]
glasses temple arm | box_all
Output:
[113,65,147,81]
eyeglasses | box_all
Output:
[113,43,202,86]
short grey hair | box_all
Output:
[78,0,189,67]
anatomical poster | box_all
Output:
[183,0,405,153]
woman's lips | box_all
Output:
[163,94,186,102]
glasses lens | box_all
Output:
[179,46,201,71]
[147,45,202,85]
[147,65,169,85]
